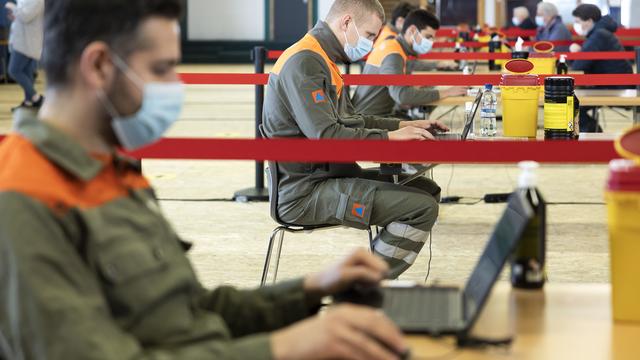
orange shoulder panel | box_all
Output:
[271,34,344,98]
[367,38,408,69]
[0,135,150,210]
[373,25,398,49]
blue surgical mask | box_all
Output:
[343,21,373,62]
[99,55,185,151]
[412,32,433,55]
[535,16,545,27]
[512,17,521,26]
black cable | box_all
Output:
[157,198,234,202]
[424,231,432,284]
[547,202,605,205]
[445,165,455,197]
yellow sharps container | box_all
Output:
[500,59,540,138]
[606,126,640,322]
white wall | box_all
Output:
[188,0,265,41]
[317,0,335,21]
[621,0,640,27]
[547,0,578,24]
[484,0,496,26]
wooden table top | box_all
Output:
[406,283,640,360]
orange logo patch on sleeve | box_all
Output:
[312,89,327,103]
[351,203,366,218]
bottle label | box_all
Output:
[544,102,572,131]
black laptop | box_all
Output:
[434,85,482,141]
[380,191,533,336]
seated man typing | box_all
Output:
[0,1,407,359]
[352,9,466,117]
[373,2,416,49]
[263,0,446,278]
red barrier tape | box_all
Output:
[0,134,616,164]
[417,51,636,61]
[425,28,640,38]
[269,42,640,60]
[343,74,640,86]
[179,73,269,85]
[423,40,640,49]
[179,73,640,86]
[129,138,618,164]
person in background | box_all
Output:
[0,0,11,83]
[353,9,466,117]
[512,6,536,30]
[373,2,416,48]
[535,2,572,52]
[569,4,633,133]
[263,0,446,279]
[6,0,44,111]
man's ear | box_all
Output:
[339,14,352,32]
[406,25,417,38]
[78,42,116,92]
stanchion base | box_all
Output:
[233,187,269,203]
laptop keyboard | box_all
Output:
[382,287,463,332]
[435,133,462,140]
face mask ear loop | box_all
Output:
[96,88,121,120]
[413,30,420,44]
[111,53,146,91]
[343,19,354,47]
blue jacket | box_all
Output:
[571,16,633,76]
[536,16,572,52]
[0,0,9,29]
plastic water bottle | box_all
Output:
[455,42,467,70]
[480,84,497,137]
[510,161,547,290]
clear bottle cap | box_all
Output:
[518,161,539,188]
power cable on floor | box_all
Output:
[157,198,235,202]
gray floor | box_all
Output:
[1,64,630,290]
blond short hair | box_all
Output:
[326,0,386,23]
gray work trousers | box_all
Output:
[280,170,440,278]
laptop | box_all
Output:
[434,86,482,141]
[380,191,533,336]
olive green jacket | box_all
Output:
[352,36,440,116]
[0,110,319,360]
[262,21,401,211]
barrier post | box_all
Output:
[233,47,270,202]
[635,47,640,125]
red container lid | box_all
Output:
[615,126,640,164]
[501,74,539,86]
[504,59,534,73]
[533,41,555,53]
[529,52,555,58]
[607,160,640,192]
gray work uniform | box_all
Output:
[0,110,321,359]
[263,22,441,278]
[352,36,440,117]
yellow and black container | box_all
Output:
[543,76,579,140]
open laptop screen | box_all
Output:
[462,192,534,326]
